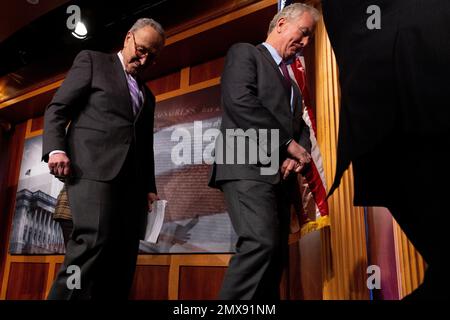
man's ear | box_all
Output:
[124,32,131,47]
[276,17,287,33]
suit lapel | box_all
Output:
[110,54,135,121]
[256,44,292,111]
[292,83,302,119]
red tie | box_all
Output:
[279,61,292,99]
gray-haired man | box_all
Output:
[43,18,165,299]
[210,4,319,299]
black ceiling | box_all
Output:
[0,0,277,119]
[0,0,273,106]
[0,0,171,77]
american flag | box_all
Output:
[279,0,330,238]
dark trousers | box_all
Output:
[387,145,449,299]
[388,203,448,300]
[57,219,73,247]
[386,151,450,300]
[353,136,450,299]
[47,156,147,300]
[219,179,291,300]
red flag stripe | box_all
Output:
[289,57,329,217]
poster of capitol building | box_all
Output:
[9,135,66,255]
[9,84,236,255]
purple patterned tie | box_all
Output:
[127,74,142,116]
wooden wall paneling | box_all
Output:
[281,242,301,300]
[189,57,225,86]
[178,266,227,300]
[163,0,260,38]
[169,255,231,300]
[0,126,10,286]
[366,207,400,300]
[0,122,27,298]
[180,67,191,89]
[43,256,64,296]
[31,116,44,132]
[0,84,60,124]
[25,119,43,139]
[297,232,323,300]
[147,71,182,96]
[45,262,56,296]
[146,0,276,80]
[129,255,171,300]
[6,262,49,300]
[0,82,61,111]
[392,221,426,299]
[54,263,63,280]
[165,0,276,46]
[44,256,64,298]
[155,78,221,103]
[315,12,369,300]
[2,256,63,300]
[130,265,170,300]
[282,235,323,300]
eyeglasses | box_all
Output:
[131,32,157,60]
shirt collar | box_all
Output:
[261,42,296,65]
[117,51,127,72]
[118,51,142,85]
[117,51,137,81]
[262,42,283,66]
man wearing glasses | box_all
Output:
[43,18,165,299]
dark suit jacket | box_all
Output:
[42,50,157,193]
[323,0,450,205]
[209,43,311,187]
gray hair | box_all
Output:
[268,3,320,34]
[129,18,166,43]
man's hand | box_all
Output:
[48,153,71,179]
[147,192,160,212]
[281,158,304,180]
[287,140,312,167]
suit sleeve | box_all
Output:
[146,92,157,194]
[42,50,92,162]
[297,119,312,154]
[221,44,293,147]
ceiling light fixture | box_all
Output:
[71,21,87,39]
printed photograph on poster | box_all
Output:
[9,135,65,254]
[9,84,237,254]
[139,84,236,253]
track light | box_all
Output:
[71,21,87,39]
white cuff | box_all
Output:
[49,150,66,156]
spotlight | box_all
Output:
[71,21,87,39]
